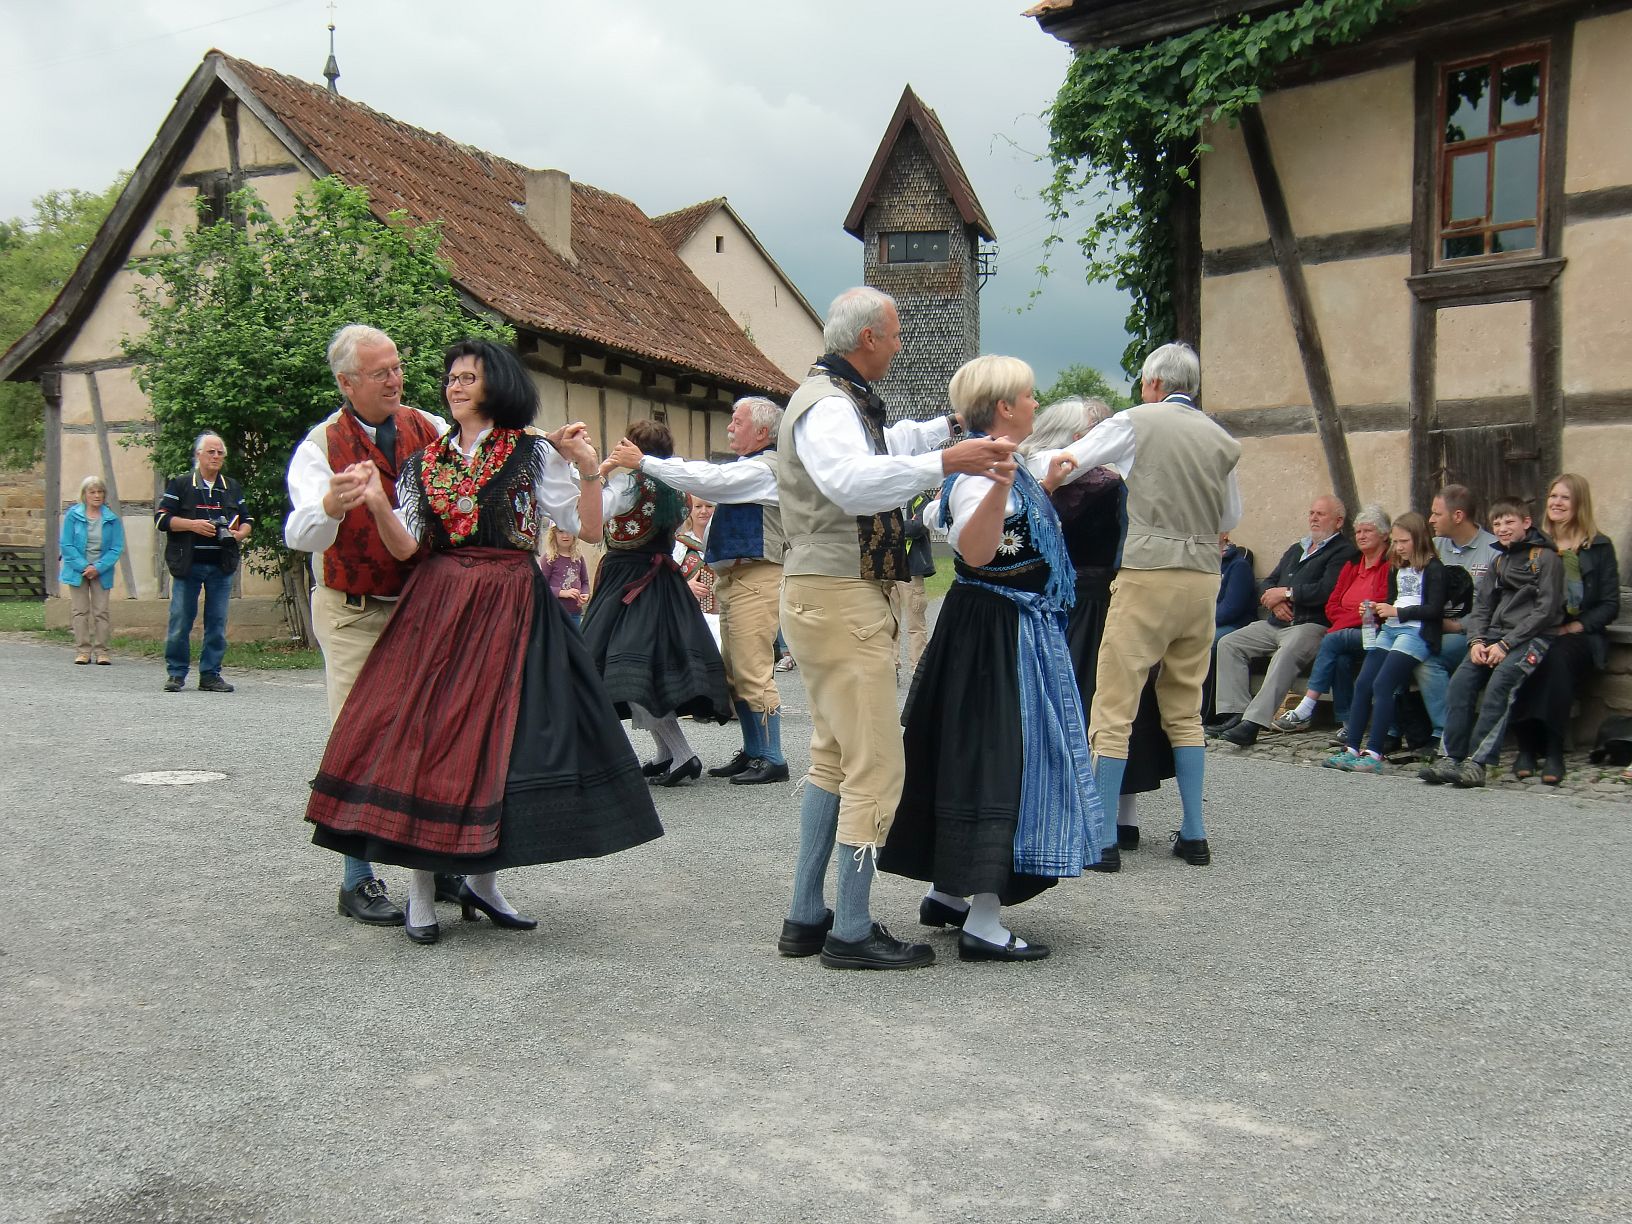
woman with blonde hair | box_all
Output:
[1512,473,1620,783]
[59,475,125,665]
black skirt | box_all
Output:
[311,553,663,873]
[881,583,1057,907]
[579,550,733,723]
[1511,631,1598,732]
[1068,569,1175,795]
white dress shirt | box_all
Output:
[791,395,950,515]
[943,474,1019,554]
[638,453,779,505]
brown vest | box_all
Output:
[321,406,443,596]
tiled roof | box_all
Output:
[220,55,792,397]
[845,86,995,243]
[652,198,726,251]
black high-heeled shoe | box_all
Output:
[457,883,538,930]
[651,755,702,787]
[641,757,673,777]
[404,912,440,945]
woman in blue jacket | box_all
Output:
[59,475,125,665]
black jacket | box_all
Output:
[1262,533,1358,627]
[1558,533,1621,669]
[1386,557,1448,653]
[1466,527,1563,650]
[903,492,936,579]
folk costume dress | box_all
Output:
[579,471,732,723]
[306,427,663,872]
[1052,465,1175,795]
[880,462,1107,905]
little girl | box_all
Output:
[1325,512,1446,774]
[541,525,590,627]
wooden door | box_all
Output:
[1430,423,1544,518]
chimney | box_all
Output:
[523,169,575,264]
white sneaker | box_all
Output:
[1272,708,1313,733]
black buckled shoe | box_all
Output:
[1089,846,1121,874]
[777,908,834,957]
[958,931,1051,962]
[1170,832,1212,866]
[918,895,968,929]
[434,874,466,903]
[651,756,703,787]
[641,756,674,778]
[731,758,790,785]
[1117,824,1140,850]
[708,750,752,778]
[338,877,405,926]
[819,922,935,970]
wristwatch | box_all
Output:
[944,413,967,441]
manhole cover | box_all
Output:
[121,770,229,786]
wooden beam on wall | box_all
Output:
[86,371,140,598]
[1239,104,1360,517]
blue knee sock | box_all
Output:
[761,711,785,766]
[832,844,876,942]
[788,784,839,925]
[1093,756,1128,850]
[1173,746,1207,841]
[734,700,764,758]
[341,855,374,890]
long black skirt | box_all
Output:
[310,551,663,873]
[1068,569,1175,794]
[1511,631,1598,739]
[881,583,1058,907]
[579,550,732,722]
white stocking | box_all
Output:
[962,892,1025,949]
[406,870,437,928]
[465,871,517,916]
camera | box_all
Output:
[212,516,235,538]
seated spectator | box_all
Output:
[1210,495,1357,747]
[1419,498,1564,789]
[1324,513,1445,773]
[1275,505,1392,733]
[1510,474,1620,784]
[1413,484,1500,746]
[1202,531,1256,722]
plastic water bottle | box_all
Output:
[1361,600,1379,649]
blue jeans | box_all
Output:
[1412,632,1469,737]
[165,562,233,680]
[1307,627,1365,724]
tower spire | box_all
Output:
[323,1,341,94]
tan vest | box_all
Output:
[778,371,907,580]
[1121,399,1241,574]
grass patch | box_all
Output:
[923,568,956,602]
[0,601,46,631]
[36,626,322,670]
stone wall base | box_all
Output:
[45,595,291,641]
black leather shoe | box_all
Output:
[958,931,1051,962]
[1117,824,1140,850]
[198,673,234,693]
[777,908,834,957]
[918,895,968,929]
[819,922,935,970]
[1170,832,1212,866]
[434,874,465,903]
[1219,719,1259,748]
[338,877,404,926]
[651,756,702,787]
[708,750,752,778]
[1089,846,1121,874]
[731,757,790,785]
[404,916,440,945]
[641,756,673,777]
[1205,714,1242,738]
[456,883,538,929]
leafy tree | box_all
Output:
[1040,363,1133,411]
[0,179,125,467]
[124,175,511,639]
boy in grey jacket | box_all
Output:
[1421,497,1564,788]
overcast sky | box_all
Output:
[0,0,1134,392]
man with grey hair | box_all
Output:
[284,323,447,926]
[1211,493,1358,747]
[776,286,1017,969]
[609,394,791,784]
[157,430,252,694]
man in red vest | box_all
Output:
[284,324,447,926]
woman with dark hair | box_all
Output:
[1512,473,1621,784]
[304,338,663,946]
[581,418,732,786]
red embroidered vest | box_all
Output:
[322,407,443,596]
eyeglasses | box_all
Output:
[356,364,403,384]
[444,372,479,387]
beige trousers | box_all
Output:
[781,574,903,847]
[714,559,782,714]
[70,581,111,651]
[1090,568,1219,758]
[311,583,395,726]
[890,576,930,670]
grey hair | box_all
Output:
[1140,341,1201,396]
[78,474,107,503]
[1352,503,1391,534]
[1019,396,1114,457]
[1315,493,1348,521]
[734,396,782,437]
[823,287,895,354]
[327,323,394,376]
[192,431,224,458]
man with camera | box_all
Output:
[157,431,253,693]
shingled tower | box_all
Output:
[845,86,996,423]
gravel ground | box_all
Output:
[2,634,1629,1224]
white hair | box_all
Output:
[823,287,895,354]
[1020,396,1114,457]
[327,324,395,376]
[78,474,107,503]
[1140,341,1201,396]
[1353,503,1391,534]
[734,396,782,437]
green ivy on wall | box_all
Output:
[1043,0,1414,377]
